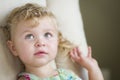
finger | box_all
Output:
[76,47,82,57]
[73,47,79,58]
[69,49,74,58]
[69,51,76,62]
[88,46,92,58]
[70,49,78,62]
[72,47,82,61]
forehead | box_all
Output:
[13,17,58,33]
[18,16,56,26]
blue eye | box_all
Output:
[44,32,53,38]
[25,34,34,39]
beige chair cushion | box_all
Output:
[0,29,21,80]
[0,0,88,80]
[47,0,88,79]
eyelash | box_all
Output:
[24,32,54,40]
[25,34,34,40]
[44,32,53,38]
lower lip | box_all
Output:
[34,52,47,57]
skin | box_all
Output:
[7,17,104,80]
[7,17,59,78]
[70,46,104,80]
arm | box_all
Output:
[70,46,104,80]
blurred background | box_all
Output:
[79,0,120,80]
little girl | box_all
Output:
[3,3,104,80]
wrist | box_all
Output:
[88,66,104,80]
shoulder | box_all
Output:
[58,68,82,80]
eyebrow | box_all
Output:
[44,28,58,35]
[20,30,32,37]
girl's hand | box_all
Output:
[70,46,98,71]
[70,46,104,80]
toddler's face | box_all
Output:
[8,17,58,67]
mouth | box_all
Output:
[34,51,47,56]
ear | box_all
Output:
[7,40,18,56]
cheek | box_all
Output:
[15,44,33,63]
[15,42,33,56]
[50,40,58,53]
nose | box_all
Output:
[35,39,45,47]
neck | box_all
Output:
[25,60,57,78]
